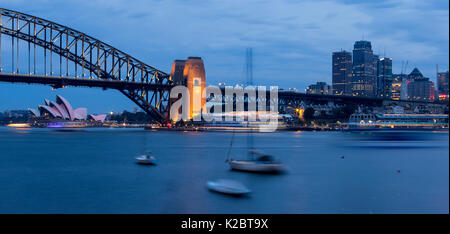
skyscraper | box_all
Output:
[377,57,393,99]
[437,70,449,101]
[352,40,378,97]
[332,50,352,95]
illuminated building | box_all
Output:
[352,40,378,97]
[28,95,105,122]
[332,50,352,95]
[306,82,331,95]
[437,70,449,101]
[377,57,393,98]
[407,78,435,102]
[391,74,408,100]
[88,114,107,122]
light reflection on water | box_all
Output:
[0,127,448,214]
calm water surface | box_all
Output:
[0,127,448,213]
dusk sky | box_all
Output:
[0,0,449,113]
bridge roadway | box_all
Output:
[217,86,447,108]
[276,90,446,107]
[0,73,173,91]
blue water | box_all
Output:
[0,127,448,214]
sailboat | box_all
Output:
[136,151,157,165]
[206,179,251,196]
[227,148,286,174]
[135,131,157,165]
[226,48,285,174]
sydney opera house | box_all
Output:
[28,95,106,122]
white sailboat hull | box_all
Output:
[207,180,251,196]
[229,160,285,173]
[136,155,157,165]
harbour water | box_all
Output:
[0,127,448,214]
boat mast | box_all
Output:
[225,130,235,162]
[246,48,254,160]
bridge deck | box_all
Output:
[217,87,446,106]
[0,73,173,91]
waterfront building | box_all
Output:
[306,82,331,95]
[28,95,106,122]
[352,40,378,97]
[88,114,107,122]
[437,71,449,101]
[349,113,377,124]
[377,57,393,99]
[332,50,352,95]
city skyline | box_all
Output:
[0,0,448,113]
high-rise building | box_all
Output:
[377,57,393,99]
[332,50,352,95]
[306,82,332,95]
[391,74,408,100]
[406,68,435,102]
[408,67,424,81]
[352,40,378,97]
[437,70,449,101]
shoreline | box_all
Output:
[2,124,448,133]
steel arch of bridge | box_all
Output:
[0,8,172,123]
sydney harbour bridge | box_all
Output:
[0,8,445,123]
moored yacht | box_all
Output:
[206,179,251,196]
[228,151,285,174]
[136,152,157,165]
